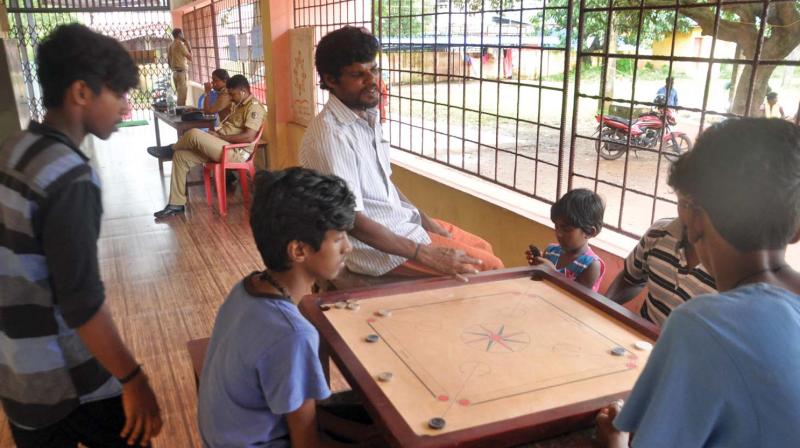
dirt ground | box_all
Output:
[385,77,728,236]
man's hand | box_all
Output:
[120,373,162,446]
[595,400,629,448]
[422,216,451,239]
[204,82,212,94]
[416,245,481,282]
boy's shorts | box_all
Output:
[9,395,146,448]
[317,391,379,444]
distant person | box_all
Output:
[167,28,192,106]
[656,76,678,107]
[526,189,606,291]
[199,68,232,122]
[151,75,266,218]
[760,91,786,119]
[0,24,162,447]
[596,118,800,447]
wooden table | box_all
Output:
[152,109,215,176]
[299,267,660,448]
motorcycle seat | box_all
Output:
[604,115,631,126]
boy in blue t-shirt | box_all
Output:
[595,118,800,447]
[198,168,376,447]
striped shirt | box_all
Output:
[299,94,431,275]
[624,218,717,326]
[0,122,120,429]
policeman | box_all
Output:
[153,74,267,218]
[167,28,192,106]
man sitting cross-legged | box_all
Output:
[300,26,504,280]
[152,74,266,218]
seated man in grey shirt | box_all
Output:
[300,27,504,279]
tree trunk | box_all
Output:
[605,21,617,101]
[728,44,741,109]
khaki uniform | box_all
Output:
[169,95,266,206]
[210,87,232,122]
[167,39,190,106]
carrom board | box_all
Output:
[300,267,659,447]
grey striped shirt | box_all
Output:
[1,122,120,429]
[624,218,717,326]
[299,95,431,275]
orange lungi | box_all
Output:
[390,219,504,277]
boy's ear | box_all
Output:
[286,240,309,264]
[684,205,710,246]
[66,80,92,107]
[587,226,598,237]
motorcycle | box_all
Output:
[594,95,692,162]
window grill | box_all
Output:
[291,0,800,238]
[6,1,172,121]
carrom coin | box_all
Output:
[428,417,446,430]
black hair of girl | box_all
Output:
[550,189,605,236]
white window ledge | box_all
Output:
[391,150,640,260]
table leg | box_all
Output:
[320,340,332,386]
[154,110,161,147]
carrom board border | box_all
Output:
[299,266,660,448]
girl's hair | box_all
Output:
[551,189,605,236]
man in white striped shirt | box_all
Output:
[300,27,504,279]
[605,217,717,326]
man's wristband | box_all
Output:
[412,242,421,261]
[118,364,142,385]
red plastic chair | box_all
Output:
[203,124,265,216]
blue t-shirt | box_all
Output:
[197,277,331,447]
[615,283,800,447]
[656,86,679,107]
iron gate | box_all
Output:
[6,0,173,122]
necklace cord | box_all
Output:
[732,264,788,289]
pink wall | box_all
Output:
[267,0,293,124]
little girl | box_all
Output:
[526,188,606,291]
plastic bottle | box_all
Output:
[167,87,177,115]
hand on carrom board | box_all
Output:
[417,245,481,282]
[595,400,630,448]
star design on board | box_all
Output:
[463,324,530,353]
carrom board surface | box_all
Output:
[301,268,659,447]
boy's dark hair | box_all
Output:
[211,68,230,81]
[551,188,605,236]
[172,28,182,38]
[250,168,356,271]
[226,74,250,91]
[315,26,379,90]
[36,24,138,109]
[668,118,800,252]
[766,91,778,101]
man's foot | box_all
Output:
[153,204,185,218]
[147,145,174,159]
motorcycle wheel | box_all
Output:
[595,126,627,160]
[664,135,692,162]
